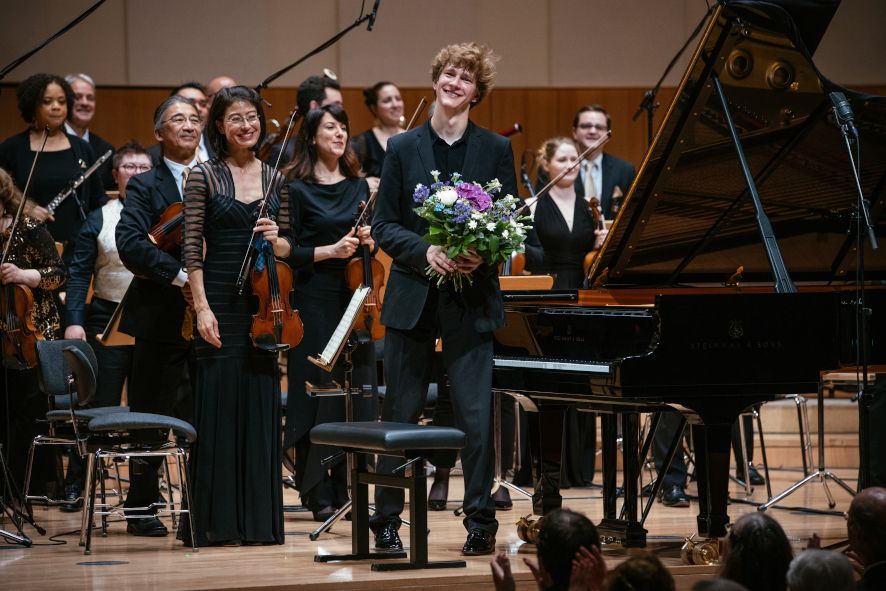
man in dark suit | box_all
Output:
[64,73,115,191]
[147,82,212,166]
[848,487,886,591]
[115,95,200,536]
[371,42,518,557]
[265,74,342,167]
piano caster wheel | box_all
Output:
[516,515,544,544]
[681,534,720,565]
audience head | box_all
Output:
[206,75,237,106]
[720,512,794,591]
[847,486,886,567]
[535,508,601,590]
[285,104,360,182]
[572,104,611,155]
[692,580,749,591]
[0,168,24,216]
[171,81,209,122]
[64,73,97,131]
[152,95,201,162]
[538,137,580,188]
[206,86,267,158]
[430,42,498,108]
[785,549,854,591]
[297,75,342,116]
[605,553,675,591]
[363,81,404,128]
[16,73,75,130]
[111,141,151,196]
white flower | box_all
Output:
[486,222,496,231]
[438,188,458,206]
[487,178,502,192]
[502,230,509,239]
[467,220,477,230]
[471,211,483,220]
[509,219,517,227]
[430,170,441,182]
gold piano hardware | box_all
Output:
[680,534,720,565]
[726,266,744,288]
[516,515,544,545]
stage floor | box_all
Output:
[0,468,856,591]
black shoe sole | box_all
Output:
[428,500,447,511]
[126,526,169,537]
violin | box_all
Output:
[250,239,304,352]
[345,198,385,341]
[1,283,43,370]
[583,196,604,277]
[148,201,184,252]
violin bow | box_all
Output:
[1,127,49,267]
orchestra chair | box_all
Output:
[310,421,466,571]
[22,340,129,509]
[48,343,198,554]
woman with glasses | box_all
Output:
[351,81,405,192]
[182,86,294,546]
[59,142,149,510]
[0,73,106,260]
[281,104,376,521]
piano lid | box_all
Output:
[589,0,886,288]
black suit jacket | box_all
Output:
[115,162,187,343]
[87,131,115,191]
[858,562,886,591]
[373,121,517,333]
[535,152,636,219]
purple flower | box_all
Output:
[452,200,473,224]
[413,184,430,203]
[456,182,492,212]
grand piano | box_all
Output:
[493,0,886,546]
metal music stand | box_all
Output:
[0,444,33,547]
[306,286,372,541]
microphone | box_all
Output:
[829,91,857,135]
[367,0,381,31]
[498,122,522,138]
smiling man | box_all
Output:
[115,95,200,537]
[371,42,518,557]
[64,73,116,190]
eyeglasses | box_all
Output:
[577,123,608,131]
[119,163,152,173]
[225,113,259,127]
[161,114,201,127]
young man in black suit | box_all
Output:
[114,95,200,536]
[371,42,518,556]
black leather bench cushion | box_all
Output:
[310,421,465,452]
[88,412,197,443]
[46,406,131,422]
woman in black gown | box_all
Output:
[351,82,404,192]
[182,86,294,545]
[531,137,606,487]
[0,73,106,258]
[282,104,376,520]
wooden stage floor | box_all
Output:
[0,468,856,591]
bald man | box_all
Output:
[206,75,237,108]
[848,487,886,591]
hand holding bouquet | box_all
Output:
[412,170,532,291]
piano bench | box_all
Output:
[309,421,467,571]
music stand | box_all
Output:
[1,444,33,547]
[306,287,391,545]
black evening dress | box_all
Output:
[531,192,598,486]
[284,177,378,511]
[351,129,386,178]
[182,159,290,545]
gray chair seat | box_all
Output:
[310,421,464,455]
[46,406,130,422]
[88,412,197,443]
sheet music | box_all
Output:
[311,285,370,370]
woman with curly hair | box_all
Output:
[719,512,794,591]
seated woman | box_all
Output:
[719,512,793,591]
[350,81,404,192]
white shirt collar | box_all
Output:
[163,156,198,199]
[64,121,90,142]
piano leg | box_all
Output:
[527,407,564,515]
[598,412,648,547]
[600,413,618,520]
[692,422,732,538]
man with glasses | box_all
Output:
[115,96,200,536]
[64,73,116,190]
[148,82,212,165]
[60,141,151,511]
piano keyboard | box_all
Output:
[494,356,610,374]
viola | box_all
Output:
[1,283,43,370]
[345,198,385,341]
[250,242,304,352]
[148,201,184,252]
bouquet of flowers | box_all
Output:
[412,170,532,291]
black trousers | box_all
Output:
[652,411,688,488]
[123,336,191,516]
[371,288,497,535]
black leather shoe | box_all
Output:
[60,484,82,512]
[312,506,337,522]
[372,520,403,551]
[493,486,512,510]
[640,482,655,497]
[462,528,496,556]
[126,516,169,537]
[428,468,450,511]
[736,465,765,485]
[660,485,690,507]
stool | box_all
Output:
[310,421,466,571]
